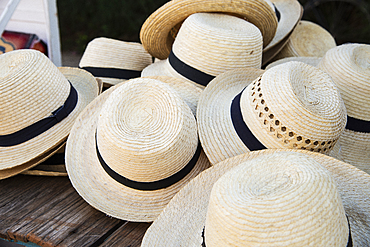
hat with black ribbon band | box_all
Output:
[96,131,202,191]
[81,67,142,80]
[168,50,215,87]
[0,81,78,147]
[346,116,370,133]
[231,88,266,151]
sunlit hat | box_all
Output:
[272,20,336,61]
[140,0,278,60]
[262,0,303,65]
[65,77,210,222]
[318,43,370,174]
[197,63,347,165]
[265,56,321,70]
[79,37,153,87]
[142,149,370,246]
[141,12,263,88]
[0,49,100,179]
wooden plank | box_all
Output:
[0,0,21,35]
[100,222,151,247]
[0,175,123,247]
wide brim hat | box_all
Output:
[0,50,100,179]
[142,12,263,88]
[272,20,337,61]
[318,43,370,174]
[265,56,321,70]
[262,0,303,65]
[65,77,210,222]
[197,63,347,165]
[141,149,370,246]
[79,37,153,87]
[140,0,278,60]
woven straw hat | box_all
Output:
[79,37,153,87]
[140,0,278,60]
[262,0,303,65]
[141,12,263,88]
[197,63,347,165]
[0,49,100,179]
[265,56,321,70]
[65,77,210,222]
[142,149,370,246]
[272,20,336,61]
[318,43,370,174]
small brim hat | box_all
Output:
[141,149,370,246]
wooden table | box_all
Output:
[0,174,151,247]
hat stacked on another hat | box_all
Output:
[65,77,210,222]
[141,12,263,88]
[0,49,100,179]
[79,37,153,87]
[197,62,347,165]
[318,43,370,174]
[142,149,370,246]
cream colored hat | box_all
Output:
[141,12,263,88]
[142,149,370,246]
[318,43,370,174]
[0,49,100,180]
[79,37,153,87]
[140,0,278,60]
[272,20,337,61]
[265,56,321,70]
[197,63,347,165]
[262,0,303,65]
[65,77,210,222]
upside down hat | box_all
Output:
[140,0,278,60]
[0,49,100,179]
[197,63,347,165]
[141,12,263,88]
[65,77,210,222]
[318,43,370,174]
[141,149,370,246]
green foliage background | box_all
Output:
[57,0,370,54]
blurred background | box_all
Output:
[57,0,370,55]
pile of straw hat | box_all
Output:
[2,0,370,243]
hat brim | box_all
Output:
[141,149,370,246]
[265,56,322,70]
[197,68,264,165]
[0,68,100,174]
[140,0,278,60]
[65,79,210,222]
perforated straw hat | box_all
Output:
[197,63,347,165]
[262,0,303,65]
[318,43,370,174]
[65,77,210,222]
[272,20,337,61]
[142,149,370,246]
[140,0,278,60]
[141,12,263,88]
[79,37,153,87]
[0,49,100,179]
[265,56,321,70]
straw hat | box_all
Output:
[0,50,100,179]
[65,77,210,222]
[262,0,303,65]
[265,56,321,70]
[79,37,153,87]
[142,149,370,246]
[272,20,337,61]
[318,43,370,174]
[140,0,278,60]
[197,63,347,165]
[141,12,263,88]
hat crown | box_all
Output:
[96,78,198,182]
[172,12,263,75]
[205,152,349,246]
[0,49,70,135]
